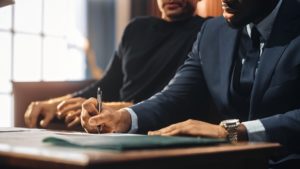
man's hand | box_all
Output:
[81,98,132,134]
[57,97,86,128]
[148,119,228,138]
[57,97,133,129]
[24,101,57,128]
[104,102,133,111]
[24,94,72,128]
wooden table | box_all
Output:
[0,128,281,169]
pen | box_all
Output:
[97,87,103,133]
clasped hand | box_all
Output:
[24,96,85,128]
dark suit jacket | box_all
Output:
[131,0,300,167]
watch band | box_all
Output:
[220,119,240,143]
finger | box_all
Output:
[65,110,80,124]
[88,114,104,126]
[24,103,34,127]
[57,100,84,119]
[88,113,113,127]
[81,109,89,127]
[150,122,185,135]
[24,102,41,128]
[58,104,81,119]
[57,100,67,111]
[64,111,75,124]
[148,130,162,135]
[161,129,181,136]
[60,103,82,113]
[81,101,98,129]
[57,98,84,113]
[82,98,98,115]
[81,103,98,123]
[82,97,98,106]
[57,97,84,110]
[67,116,80,128]
[40,112,54,128]
[157,124,178,134]
[84,126,99,134]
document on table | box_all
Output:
[43,134,227,151]
[0,127,33,132]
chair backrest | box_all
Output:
[12,80,95,130]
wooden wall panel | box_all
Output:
[132,0,223,18]
[197,0,223,17]
[149,0,161,17]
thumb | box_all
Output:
[89,114,106,126]
[40,114,54,128]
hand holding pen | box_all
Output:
[82,96,133,134]
[97,87,103,133]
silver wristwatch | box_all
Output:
[220,119,240,143]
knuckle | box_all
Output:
[82,101,89,108]
[81,109,88,116]
[169,124,176,129]
[67,112,72,117]
[187,119,194,124]
[65,116,71,123]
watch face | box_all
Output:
[222,119,240,125]
[220,119,240,143]
[220,119,240,128]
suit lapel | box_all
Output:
[219,26,239,106]
[249,0,300,118]
[250,44,288,117]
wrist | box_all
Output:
[220,119,240,143]
[237,124,248,141]
[117,109,132,133]
[217,125,228,138]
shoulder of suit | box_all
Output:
[189,15,207,26]
[205,16,227,27]
[200,16,231,32]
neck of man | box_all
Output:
[162,13,194,22]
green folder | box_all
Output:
[43,134,227,151]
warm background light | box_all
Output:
[197,0,222,17]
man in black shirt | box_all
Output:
[24,0,206,129]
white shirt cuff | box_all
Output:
[242,120,267,142]
[123,108,138,133]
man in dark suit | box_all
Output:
[81,0,300,168]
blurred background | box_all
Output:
[0,0,222,127]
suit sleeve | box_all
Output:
[72,51,123,101]
[131,23,210,133]
[260,109,300,152]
